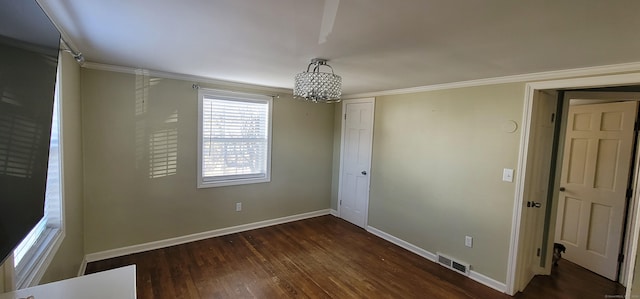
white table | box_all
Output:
[0,265,136,299]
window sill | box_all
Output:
[198,177,270,188]
[15,227,64,289]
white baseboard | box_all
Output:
[85,209,332,262]
[82,210,506,293]
[468,270,508,294]
[77,258,87,277]
[366,225,507,293]
[366,226,437,261]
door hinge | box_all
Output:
[551,113,555,123]
[340,200,342,205]
[627,188,634,199]
[619,254,624,263]
[536,248,541,257]
[344,114,347,120]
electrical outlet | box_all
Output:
[236,202,242,212]
[465,236,473,248]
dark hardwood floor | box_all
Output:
[86,215,624,298]
[514,259,625,299]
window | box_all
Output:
[198,89,272,188]
[13,65,63,288]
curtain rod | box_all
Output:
[191,84,281,98]
[61,38,85,65]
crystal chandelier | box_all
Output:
[293,58,342,103]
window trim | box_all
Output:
[197,89,273,188]
[13,54,65,288]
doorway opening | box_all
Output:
[552,95,639,283]
[507,73,640,297]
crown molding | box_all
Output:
[343,61,640,99]
[82,62,293,96]
[83,61,640,100]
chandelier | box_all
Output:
[293,58,342,103]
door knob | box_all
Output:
[361,170,367,175]
[527,201,542,208]
[559,187,566,192]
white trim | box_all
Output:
[196,89,273,188]
[77,258,87,277]
[83,62,291,95]
[337,98,375,228]
[623,140,640,289]
[505,84,535,295]
[469,270,508,295]
[329,209,338,217]
[27,51,69,286]
[20,230,65,288]
[366,226,437,261]
[82,61,640,101]
[15,52,68,289]
[343,62,640,99]
[508,72,640,296]
[85,209,331,262]
[626,152,640,298]
[527,73,640,90]
[337,100,345,218]
[366,226,507,293]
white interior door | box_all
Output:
[516,90,558,291]
[555,101,638,280]
[339,98,374,228]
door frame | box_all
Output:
[506,73,640,295]
[513,90,559,291]
[337,97,375,228]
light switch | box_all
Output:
[502,168,514,182]
[465,236,473,248]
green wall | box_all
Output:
[80,69,335,253]
[363,83,525,283]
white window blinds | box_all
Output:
[199,90,272,187]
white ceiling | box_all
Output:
[38,0,640,95]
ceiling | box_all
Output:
[38,0,640,95]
